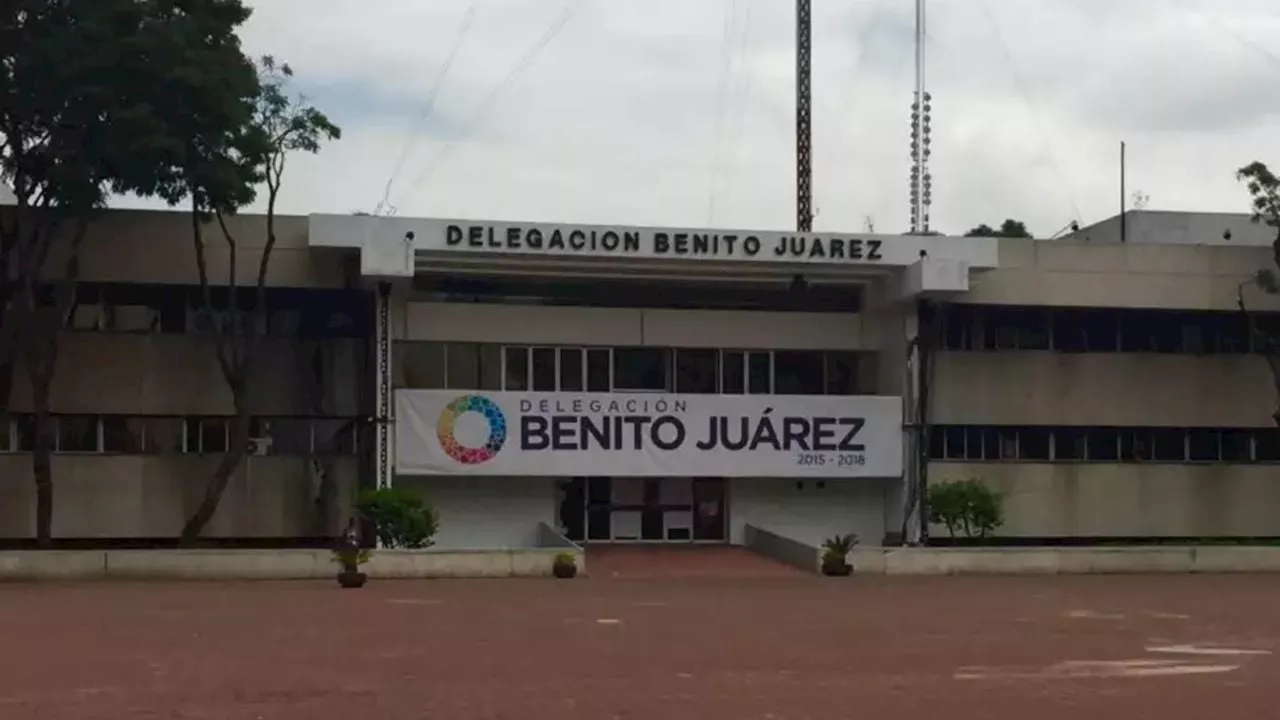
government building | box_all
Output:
[1,207,1278,548]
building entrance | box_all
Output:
[559,477,726,544]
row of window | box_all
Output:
[397,343,870,396]
[24,283,373,338]
[930,425,1280,464]
[934,305,1280,354]
[0,415,363,456]
[415,275,862,312]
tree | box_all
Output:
[179,56,340,542]
[1,0,261,544]
[1235,162,1280,426]
[964,219,1032,238]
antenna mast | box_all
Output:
[908,0,932,234]
[796,0,813,233]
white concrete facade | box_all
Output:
[5,207,1278,547]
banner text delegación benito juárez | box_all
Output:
[395,391,903,477]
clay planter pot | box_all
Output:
[821,559,853,577]
[337,569,368,589]
[552,561,578,579]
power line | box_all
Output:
[978,0,1081,222]
[706,0,740,225]
[1182,1,1280,71]
[375,0,479,216]
[390,0,585,212]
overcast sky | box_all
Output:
[140,0,1280,237]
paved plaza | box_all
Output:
[0,573,1277,718]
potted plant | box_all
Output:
[820,533,858,576]
[332,518,372,589]
[552,552,578,579]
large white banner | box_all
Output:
[395,391,903,478]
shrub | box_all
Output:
[355,487,439,549]
[926,479,1004,539]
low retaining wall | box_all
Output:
[873,546,1280,575]
[744,525,821,573]
[2,545,1279,580]
[0,547,585,581]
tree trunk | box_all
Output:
[180,406,251,543]
[30,369,53,547]
[299,341,338,537]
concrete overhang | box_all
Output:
[309,213,998,299]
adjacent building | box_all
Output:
[1,207,1277,547]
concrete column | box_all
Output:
[375,282,393,490]
[864,278,921,545]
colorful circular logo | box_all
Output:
[437,395,507,465]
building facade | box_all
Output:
[1,208,1278,546]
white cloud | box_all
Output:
[125,0,1280,238]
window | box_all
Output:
[1120,429,1151,462]
[445,343,481,390]
[1018,428,1051,460]
[1053,428,1085,461]
[102,416,145,454]
[983,307,1050,350]
[559,348,585,392]
[746,352,771,394]
[674,349,717,394]
[1084,428,1119,461]
[141,417,184,454]
[586,349,611,392]
[613,348,670,391]
[824,352,859,395]
[313,419,359,455]
[184,417,229,454]
[1255,428,1280,462]
[503,346,529,391]
[398,342,446,389]
[1221,430,1252,462]
[721,351,745,394]
[773,351,824,395]
[58,416,100,453]
[1187,429,1219,462]
[1151,428,1186,462]
[531,348,557,391]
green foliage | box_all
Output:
[355,487,439,549]
[926,479,1004,539]
[1238,162,1280,233]
[820,533,858,561]
[964,219,1033,238]
[331,545,372,568]
[553,552,577,567]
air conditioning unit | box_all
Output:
[68,303,104,330]
[247,436,274,457]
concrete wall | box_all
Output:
[933,352,1274,428]
[967,237,1280,312]
[31,208,350,287]
[0,455,359,538]
[398,301,866,350]
[930,462,1280,538]
[395,476,557,549]
[730,478,887,547]
[0,210,368,540]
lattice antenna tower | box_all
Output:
[908,0,932,234]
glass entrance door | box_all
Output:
[564,477,728,544]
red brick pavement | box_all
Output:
[586,545,810,578]
[1,574,1278,719]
